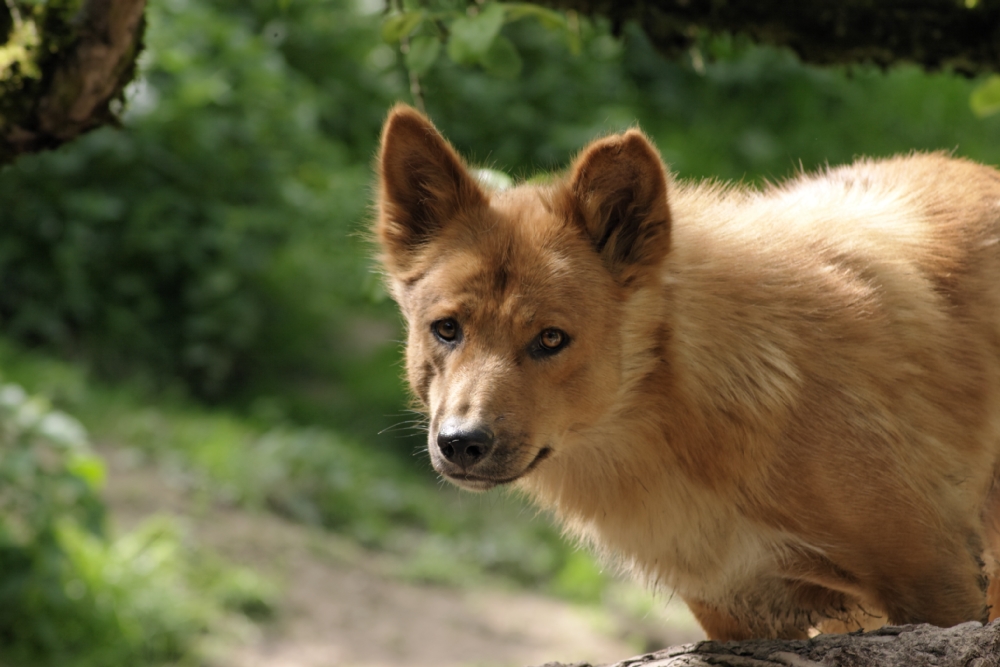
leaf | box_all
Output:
[67,455,107,491]
[37,411,87,449]
[971,75,1000,118]
[504,4,582,55]
[381,11,425,44]
[478,34,522,79]
[406,35,441,76]
[447,3,506,64]
[504,3,566,30]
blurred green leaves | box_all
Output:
[971,75,1000,117]
[406,34,441,75]
[0,0,401,416]
[448,3,506,64]
[0,382,103,549]
[480,34,522,78]
[382,10,426,43]
[382,1,578,81]
[0,375,272,666]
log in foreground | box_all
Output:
[534,621,1000,667]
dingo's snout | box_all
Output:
[435,418,495,470]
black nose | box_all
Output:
[436,420,494,468]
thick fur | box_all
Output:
[374,104,1000,640]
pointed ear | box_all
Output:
[567,129,671,285]
[377,104,486,275]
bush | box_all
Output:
[0,384,110,663]
[0,378,273,666]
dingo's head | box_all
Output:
[375,105,671,491]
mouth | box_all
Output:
[444,446,553,490]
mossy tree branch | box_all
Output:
[0,0,145,164]
[533,0,1000,75]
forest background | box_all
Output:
[1,0,1000,665]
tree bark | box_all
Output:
[534,0,1000,75]
[534,621,1000,667]
[0,0,146,163]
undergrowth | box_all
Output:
[0,368,274,666]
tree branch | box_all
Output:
[534,0,1000,75]
[0,0,146,163]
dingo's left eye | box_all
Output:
[432,318,460,343]
[535,328,569,355]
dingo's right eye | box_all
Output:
[432,318,460,343]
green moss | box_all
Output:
[0,21,39,78]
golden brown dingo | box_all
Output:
[374,104,1000,640]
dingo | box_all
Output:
[374,104,1000,640]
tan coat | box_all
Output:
[375,104,1000,639]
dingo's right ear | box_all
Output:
[567,129,671,287]
[377,104,486,275]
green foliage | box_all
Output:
[382,2,577,81]
[0,373,274,666]
[549,549,607,603]
[0,0,388,412]
[0,0,302,397]
[0,383,104,543]
[0,382,108,662]
[39,519,203,667]
[0,0,415,443]
[0,137,277,398]
[971,75,1000,117]
[447,4,506,65]
[406,34,441,75]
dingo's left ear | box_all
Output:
[377,104,486,275]
[568,129,671,286]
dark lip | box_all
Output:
[446,446,553,487]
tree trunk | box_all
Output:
[0,0,146,163]
[534,0,1000,75]
[534,622,1000,667]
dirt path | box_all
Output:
[101,449,703,667]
